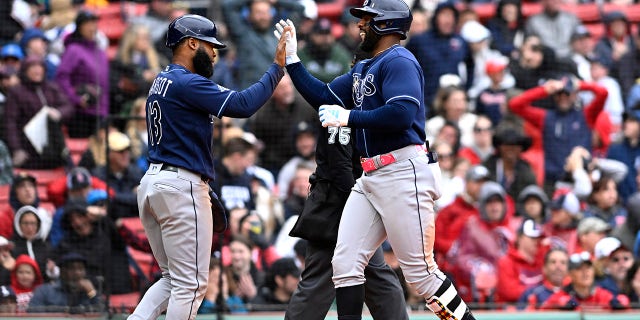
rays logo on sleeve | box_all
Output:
[352,73,376,107]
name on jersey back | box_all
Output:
[148,76,173,97]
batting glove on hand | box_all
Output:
[319,104,350,127]
[274,19,300,65]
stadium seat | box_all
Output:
[65,137,89,165]
[109,291,140,314]
[317,0,347,21]
[0,184,9,204]
[14,168,66,187]
[40,201,56,217]
[562,3,600,23]
[37,185,49,202]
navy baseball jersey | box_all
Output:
[287,45,426,157]
[146,63,284,180]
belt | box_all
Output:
[160,164,210,183]
[360,144,438,174]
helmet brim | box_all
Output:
[197,36,227,49]
[350,7,381,19]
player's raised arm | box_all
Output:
[220,25,292,118]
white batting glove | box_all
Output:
[273,19,300,65]
[319,105,350,127]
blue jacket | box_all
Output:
[405,2,471,109]
[607,139,640,201]
[27,280,102,313]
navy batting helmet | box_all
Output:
[166,14,226,49]
[350,0,412,40]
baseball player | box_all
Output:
[284,112,408,318]
[129,15,290,320]
[274,0,476,319]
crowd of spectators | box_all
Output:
[2,0,640,315]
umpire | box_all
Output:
[285,122,408,319]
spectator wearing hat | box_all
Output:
[525,0,580,59]
[10,254,43,313]
[247,74,317,177]
[0,285,17,313]
[406,1,472,108]
[519,248,570,309]
[542,250,629,310]
[91,131,142,219]
[584,177,627,229]
[457,115,494,166]
[27,252,103,313]
[496,219,546,303]
[435,165,490,264]
[607,108,640,202]
[0,43,24,71]
[543,189,582,254]
[595,237,635,295]
[0,173,41,239]
[19,28,58,80]
[251,257,300,309]
[475,57,510,126]
[11,205,55,282]
[509,75,607,193]
[298,17,352,84]
[5,55,74,170]
[448,181,518,302]
[276,121,317,200]
[483,126,537,200]
[55,198,132,294]
[516,184,549,224]
[570,25,595,83]
[56,10,109,138]
[460,20,514,104]
[595,11,633,79]
[0,236,15,285]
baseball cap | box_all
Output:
[57,252,88,268]
[460,20,490,44]
[13,172,36,187]
[108,131,131,152]
[270,257,301,278]
[577,217,611,235]
[313,18,333,34]
[439,74,462,88]
[518,219,544,238]
[568,251,593,270]
[75,10,99,26]
[623,109,640,122]
[570,25,591,42]
[20,28,48,50]
[0,236,14,251]
[465,165,490,182]
[0,285,16,302]
[594,237,628,259]
[549,190,581,216]
[0,43,24,60]
[87,189,108,205]
[485,57,508,75]
[67,167,91,190]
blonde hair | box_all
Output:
[125,97,148,160]
[116,24,162,71]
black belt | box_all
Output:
[160,164,210,183]
[427,151,438,164]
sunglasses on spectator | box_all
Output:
[473,127,492,133]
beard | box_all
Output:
[193,47,214,78]
[359,27,382,53]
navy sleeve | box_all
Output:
[286,62,346,109]
[348,101,414,130]
[221,63,285,118]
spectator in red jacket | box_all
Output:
[519,248,570,309]
[496,219,546,303]
[0,173,49,240]
[541,251,630,310]
[543,189,582,254]
[448,181,519,302]
[509,76,607,194]
[457,115,495,166]
[434,165,490,270]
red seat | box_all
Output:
[562,3,600,23]
[585,23,606,41]
[65,137,89,155]
[40,201,56,217]
[0,184,9,204]
[109,291,140,313]
[317,0,347,21]
[14,168,66,187]
[37,185,49,202]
